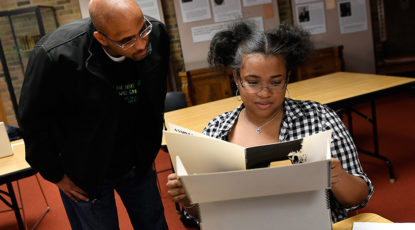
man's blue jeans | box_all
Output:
[60,167,168,230]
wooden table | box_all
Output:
[0,140,29,179]
[333,213,392,230]
[0,139,42,230]
[165,72,415,181]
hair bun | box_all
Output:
[208,22,253,67]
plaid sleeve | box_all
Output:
[322,105,374,212]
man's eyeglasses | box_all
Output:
[99,17,152,50]
[238,77,287,94]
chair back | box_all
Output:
[179,67,233,106]
[164,91,187,112]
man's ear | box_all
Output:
[93,31,107,46]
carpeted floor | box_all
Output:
[347,90,415,222]
[0,90,414,229]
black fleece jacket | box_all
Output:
[19,17,170,198]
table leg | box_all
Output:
[344,100,396,183]
[6,182,25,230]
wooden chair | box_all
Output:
[179,67,233,106]
[296,46,344,81]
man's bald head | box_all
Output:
[89,0,143,33]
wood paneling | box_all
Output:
[179,67,233,106]
[296,46,344,81]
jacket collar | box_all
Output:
[84,21,116,86]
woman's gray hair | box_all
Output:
[208,23,313,73]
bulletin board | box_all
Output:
[173,0,281,71]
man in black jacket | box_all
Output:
[19,0,169,229]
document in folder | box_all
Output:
[164,123,332,174]
[353,222,415,230]
[168,123,333,230]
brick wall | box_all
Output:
[278,0,294,25]
[160,0,184,90]
[0,0,82,126]
[0,0,82,26]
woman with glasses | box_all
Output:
[167,23,373,226]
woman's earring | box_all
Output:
[235,88,242,101]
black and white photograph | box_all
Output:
[296,2,326,34]
[298,6,310,22]
[339,2,352,17]
[337,0,368,34]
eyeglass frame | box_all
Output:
[98,17,152,50]
[237,73,288,94]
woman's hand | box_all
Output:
[167,173,200,218]
[166,173,188,203]
[330,158,369,207]
[331,158,347,185]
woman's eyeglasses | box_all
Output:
[99,17,152,50]
[238,77,287,94]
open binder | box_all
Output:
[164,124,333,230]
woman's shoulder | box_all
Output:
[203,104,243,138]
[285,98,335,117]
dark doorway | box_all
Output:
[371,0,415,76]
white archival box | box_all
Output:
[0,121,13,158]
[164,124,333,230]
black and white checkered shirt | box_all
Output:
[202,97,374,222]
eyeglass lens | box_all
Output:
[240,80,285,94]
[120,18,152,49]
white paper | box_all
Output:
[296,2,327,35]
[200,189,331,230]
[165,123,332,174]
[136,0,162,21]
[168,123,209,138]
[353,222,415,230]
[301,130,332,162]
[0,122,13,158]
[211,0,243,22]
[180,0,212,23]
[337,0,368,34]
[179,159,331,203]
[164,131,246,174]
[170,124,333,230]
[175,156,188,176]
[242,0,272,7]
[191,16,263,43]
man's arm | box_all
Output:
[19,45,64,183]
